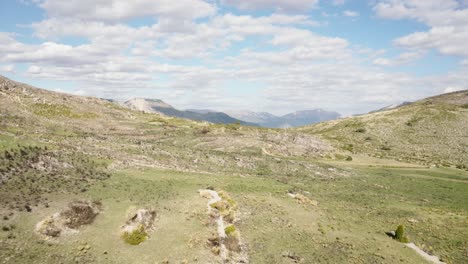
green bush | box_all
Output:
[346,156,353,161]
[224,225,236,236]
[343,144,354,152]
[122,225,148,245]
[395,225,408,243]
[355,128,366,133]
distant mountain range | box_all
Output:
[122,98,341,128]
[226,109,341,128]
[122,98,257,126]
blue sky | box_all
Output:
[1,0,468,115]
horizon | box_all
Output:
[1,0,468,116]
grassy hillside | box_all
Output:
[300,91,468,168]
[0,76,467,264]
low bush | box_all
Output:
[224,225,236,236]
[122,225,148,245]
[395,225,409,243]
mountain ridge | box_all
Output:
[227,109,341,128]
[123,98,258,126]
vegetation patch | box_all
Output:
[35,200,101,238]
[394,225,409,243]
[32,103,97,119]
[0,145,109,212]
[122,225,148,245]
[121,208,156,245]
[288,192,319,206]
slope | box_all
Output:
[300,90,468,167]
[0,75,467,264]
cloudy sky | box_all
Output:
[1,0,468,115]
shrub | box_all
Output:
[346,156,353,161]
[395,225,409,243]
[355,128,366,133]
[224,225,236,236]
[200,127,211,134]
[122,225,148,245]
[343,144,354,152]
[210,200,230,212]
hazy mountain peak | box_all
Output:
[124,98,173,113]
[227,109,341,128]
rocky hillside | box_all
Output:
[1,75,467,264]
[0,75,333,178]
[301,90,468,167]
[123,98,257,126]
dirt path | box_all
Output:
[202,189,229,260]
[405,243,446,264]
[199,189,249,264]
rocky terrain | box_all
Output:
[301,91,468,167]
[0,75,467,264]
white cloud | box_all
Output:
[443,87,464,93]
[343,10,359,17]
[373,51,424,66]
[375,0,468,59]
[333,0,346,6]
[1,0,466,115]
[221,0,319,12]
[39,0,216,21]
[0,64,15,73]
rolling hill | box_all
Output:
[300,90,468,167]
[0,75,467,264]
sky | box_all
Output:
[1,0,468,115]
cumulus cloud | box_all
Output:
[221,0,319,13]
[343,10,359,17]
[373,51,424,66]
[0,0,466,114]
[374,0,468,58]
[443,87,464,93]
[333,0,346,6]
[0,64,15,73]
[38,0,216,21]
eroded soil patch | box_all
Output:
[36,200,101,239]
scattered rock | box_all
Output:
[25,204,32,212]
[36,200,101,238]
[288,192,318,206]
[282,251,304,263]
[121,208,157,245]
[385,231,396,238]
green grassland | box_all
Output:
[0,76,467,263]
[1,166,466,263]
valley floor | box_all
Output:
[1,163,466,264]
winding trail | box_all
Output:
[405,243,446,264]
[199,189,249,264]
[200,189,229,261]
